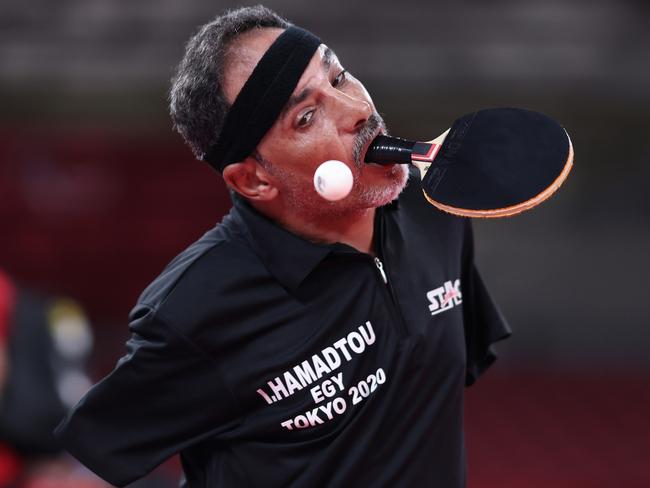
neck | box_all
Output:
[252,200,377,255]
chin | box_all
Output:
[354,164,409,208]
[278,164,409,221]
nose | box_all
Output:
[329,89,372,134]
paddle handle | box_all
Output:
[364,130,450,180]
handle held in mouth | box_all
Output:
[364,135,441,166]
[364,135,415,165]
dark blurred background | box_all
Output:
[1,0,648,486]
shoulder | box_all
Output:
[132,210,274,337]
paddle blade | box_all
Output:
[422,108,573,218]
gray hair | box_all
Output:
[169,6,290,161]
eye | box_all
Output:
[297,109,315,128]
[332,69,347,88]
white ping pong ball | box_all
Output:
[313,160,354,201]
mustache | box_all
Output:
[352,113,387,167]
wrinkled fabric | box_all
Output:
[56,171,510,487]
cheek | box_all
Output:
[260,117,355,181]
[291,125,350,168]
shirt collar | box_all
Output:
[230,190,401,292]
[231,194,333,292]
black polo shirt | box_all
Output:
[56,171,510,487]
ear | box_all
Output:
[222,157,279,201]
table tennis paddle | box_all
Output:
[364,108,573,218]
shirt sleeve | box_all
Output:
[460,220,512,386]
[54,305,241,487]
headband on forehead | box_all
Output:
[203,26,322,172]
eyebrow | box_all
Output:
[281,47,335,120]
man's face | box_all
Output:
[224,28,409,219]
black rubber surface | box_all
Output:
[421,108,570,210]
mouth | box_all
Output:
[351,112,389,168]
[358,127,387,167]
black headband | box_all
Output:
[203,26,322,172]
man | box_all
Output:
[56,6,510,487]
